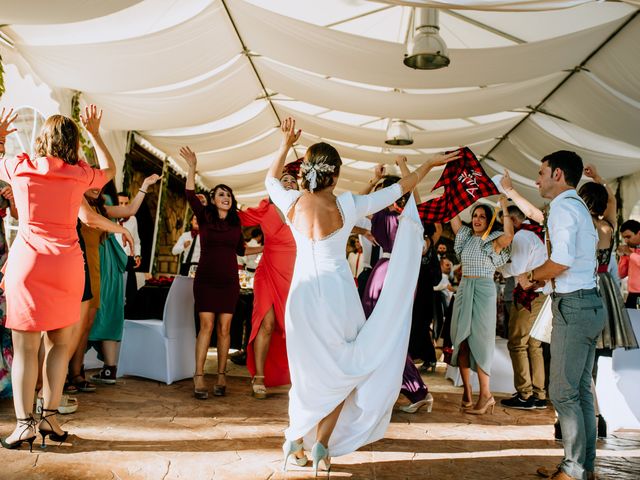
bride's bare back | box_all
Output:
[288,191,344,241]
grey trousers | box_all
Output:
[550,288,605,479]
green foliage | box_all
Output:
[70,91,96,164]
[0,54,5,99]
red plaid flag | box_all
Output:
[417,147,499,224]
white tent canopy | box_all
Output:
[1,0,639,211]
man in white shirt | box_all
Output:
[172,214,201,275]
[116,192,142,266]
[518,151,603,480]
[498,206,548,410]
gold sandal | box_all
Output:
[252,376,267,399]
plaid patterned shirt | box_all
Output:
[418,147,499,224]
[455,225,510,278]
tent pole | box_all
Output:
[149,156,169,274]
[480,10,639,164]
[221,0,301,159]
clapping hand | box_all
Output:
[374,163,386,180]
[79,104,103,136]
[180,146,198,169]
[280,117,301,149]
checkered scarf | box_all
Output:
[417,147,498,224]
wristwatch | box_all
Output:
[527,270,535,282]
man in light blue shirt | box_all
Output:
[518,151,604,480]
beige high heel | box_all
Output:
[466,397,496,415]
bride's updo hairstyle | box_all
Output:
[300,142,342,192]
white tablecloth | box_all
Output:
[596,308,640,432]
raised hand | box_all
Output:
[142,173,162,190]
[0,107,18,138]
[584,164,601,182]
[498,194,509,209]
[428,149,462,167]
[500,169,514,192]
[180,146,198,169]
[280,117,301,149]
[374,163,385,180]
[395,156,407,167]
[79,104,103,136]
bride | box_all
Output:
[266,118,460,475]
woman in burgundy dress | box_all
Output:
[180,147,262,399]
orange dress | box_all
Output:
[239,199,296,387]
[0,154,108,332]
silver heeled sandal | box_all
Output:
[311,441,331,477]
[282,439,308,471]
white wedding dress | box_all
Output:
[265,176,424,457]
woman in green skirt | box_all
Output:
[450,197,513,415]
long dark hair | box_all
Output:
[578,181,608,217]
[381,175,410,209]
[471,203,501,235]
[206,184,240,226]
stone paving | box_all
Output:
[0,359,638,479]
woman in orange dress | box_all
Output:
[0,106,115,451]
[239,168,298,398]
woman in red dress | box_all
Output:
[0,106,115,450]
[239,168,298,398]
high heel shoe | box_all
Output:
[39,408,69,448]
[465,397,496,415]
[282,439,308,471]
[1,416,37,452]
[193,374,208,400]
[311,441,331,477]
[400,393,434,413]
[460,398,474,411]
[213,372,226,397]
[251,376,267,399]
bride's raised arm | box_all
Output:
[267,117,301,180]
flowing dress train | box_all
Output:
[266,177,423,457]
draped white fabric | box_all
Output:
[258,58,564,120]
[276,104,523,149]
[14,3,239,92]
[373,0,596,11]
[84,57,261,131]
[226,0,629,90]
[545,71,640,149]
[0,0,638,210]
[0,0,143,24]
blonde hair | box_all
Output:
[34,115,80,165]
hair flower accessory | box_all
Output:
[300,161,335,192]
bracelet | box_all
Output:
[139,190,147,194]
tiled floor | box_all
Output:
[0,361,638,479]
